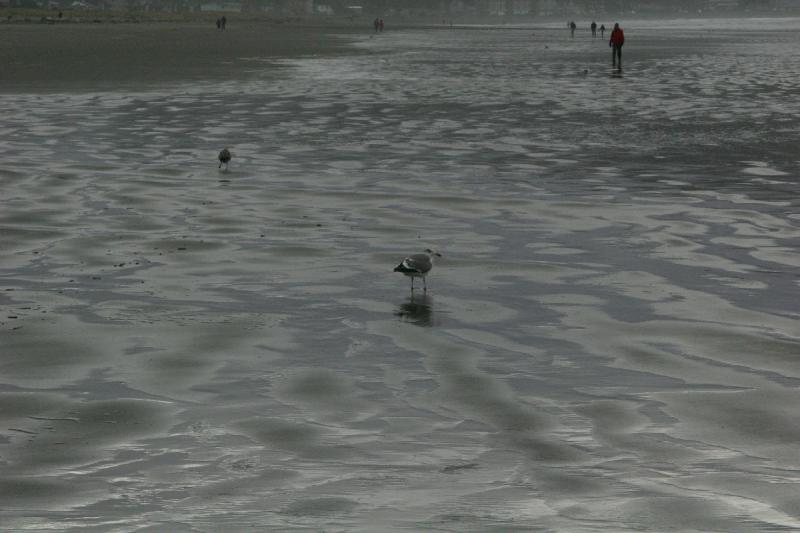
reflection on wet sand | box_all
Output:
[2,17,800,532]
[395,293,435,327]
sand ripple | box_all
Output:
[2,19,800,530]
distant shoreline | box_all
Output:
[0,7,376,27]
[3,7,800,28]
[5,6,800,26]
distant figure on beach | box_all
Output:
[609,22,624,69]
[216,18,221,30]
[600,24,605,37]
[591,21,597,37]
[374,17,379,32]
[570,21,576,37]
[218,148,231,170]
[379,19,384,32]
[221,16,227,30]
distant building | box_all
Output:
[199,1,240,11]
[512,0,531,15]
[707,0,739,9]
[487,0,504,15]
[772,0,800,11]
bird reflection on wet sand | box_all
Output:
[395,293,435,327]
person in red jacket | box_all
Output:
[609,22,624,68]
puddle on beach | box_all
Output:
[2,19,800,530]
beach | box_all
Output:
[1,17,800,530]
[0,18,359,91]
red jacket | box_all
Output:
[610,27,624,46]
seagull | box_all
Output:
[218,148,231,170]
[394,249,441,292]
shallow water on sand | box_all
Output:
[2,19,800,531]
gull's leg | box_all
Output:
[423,277,427,292]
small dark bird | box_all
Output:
[394,249,441,292]
[218,148,231,170]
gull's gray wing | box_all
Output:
[402,254,432,274]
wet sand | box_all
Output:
[0,19,360,91]
[2,18,800,531]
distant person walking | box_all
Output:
[216,18,221,30]
[600,24,605,37]
[379,19,384,32]
[609,22,624,68]
[570,21,576,38]
[221,16,227,30]
[591,21,597,37]
[374,17,379,32]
